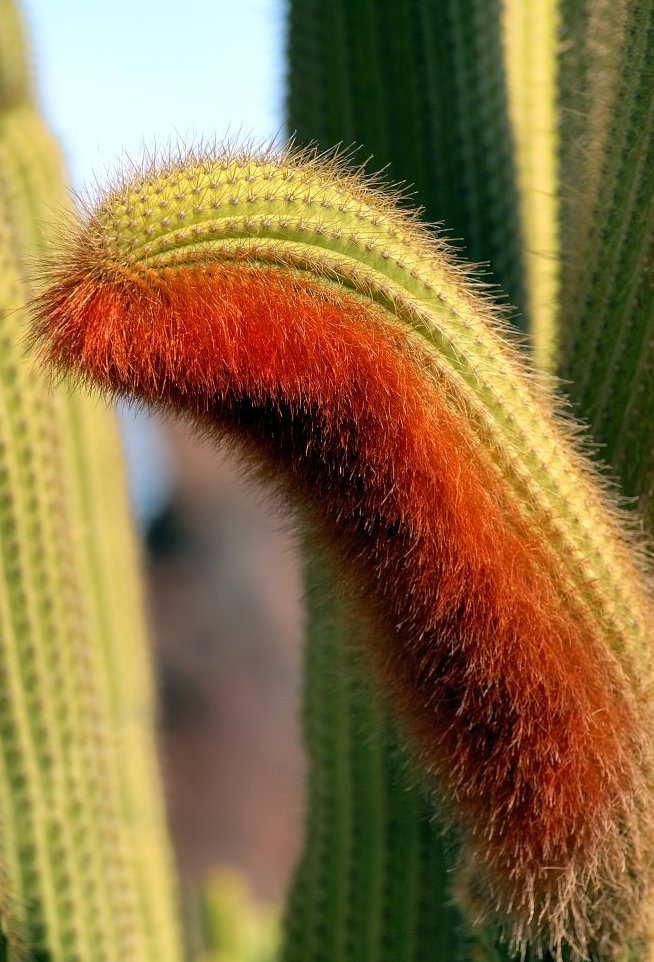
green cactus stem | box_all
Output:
[283,556,463,962]
[287,0,527,324]
[558,0,654,522]
[0,3,183,959]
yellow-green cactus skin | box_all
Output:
[198,873,279,962]
[0,2,182,959]
[502,0,560,371]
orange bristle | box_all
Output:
[33,259,653,956]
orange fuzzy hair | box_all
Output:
[33,246,654,958]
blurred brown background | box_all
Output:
[142,418,307,906]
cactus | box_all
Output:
[558,0,654,516]
[282,2,654,960]
[0,0,648,961]
[198,873,279,962]
[32,136,654,961]
[0,1,182,959]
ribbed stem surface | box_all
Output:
[559,1,654,523]
[502,0,560,369]
[0,3,182,958]
[283,556,463,962]
[287,0,527,322]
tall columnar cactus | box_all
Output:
[0,2,182,959]
[283,1,654,959]
[558,0,654,516]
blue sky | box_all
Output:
[23,0,286,187]
[22,0,286,519]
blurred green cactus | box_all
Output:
[0,1,182,959]
[199,874,279,962]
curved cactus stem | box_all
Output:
[39,149,649,656]
[32,147,654,961]
[198,872,279,962]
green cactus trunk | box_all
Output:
[284,0,654,960]
[558,0,654,519]
[283,555,463,962]
[284,4,528,960]
[0,2,182,959]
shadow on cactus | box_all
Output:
[31,144,654,962]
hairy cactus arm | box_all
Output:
[32,148,654,961]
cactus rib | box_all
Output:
[502,0,561,370]
[559,0,654,524]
